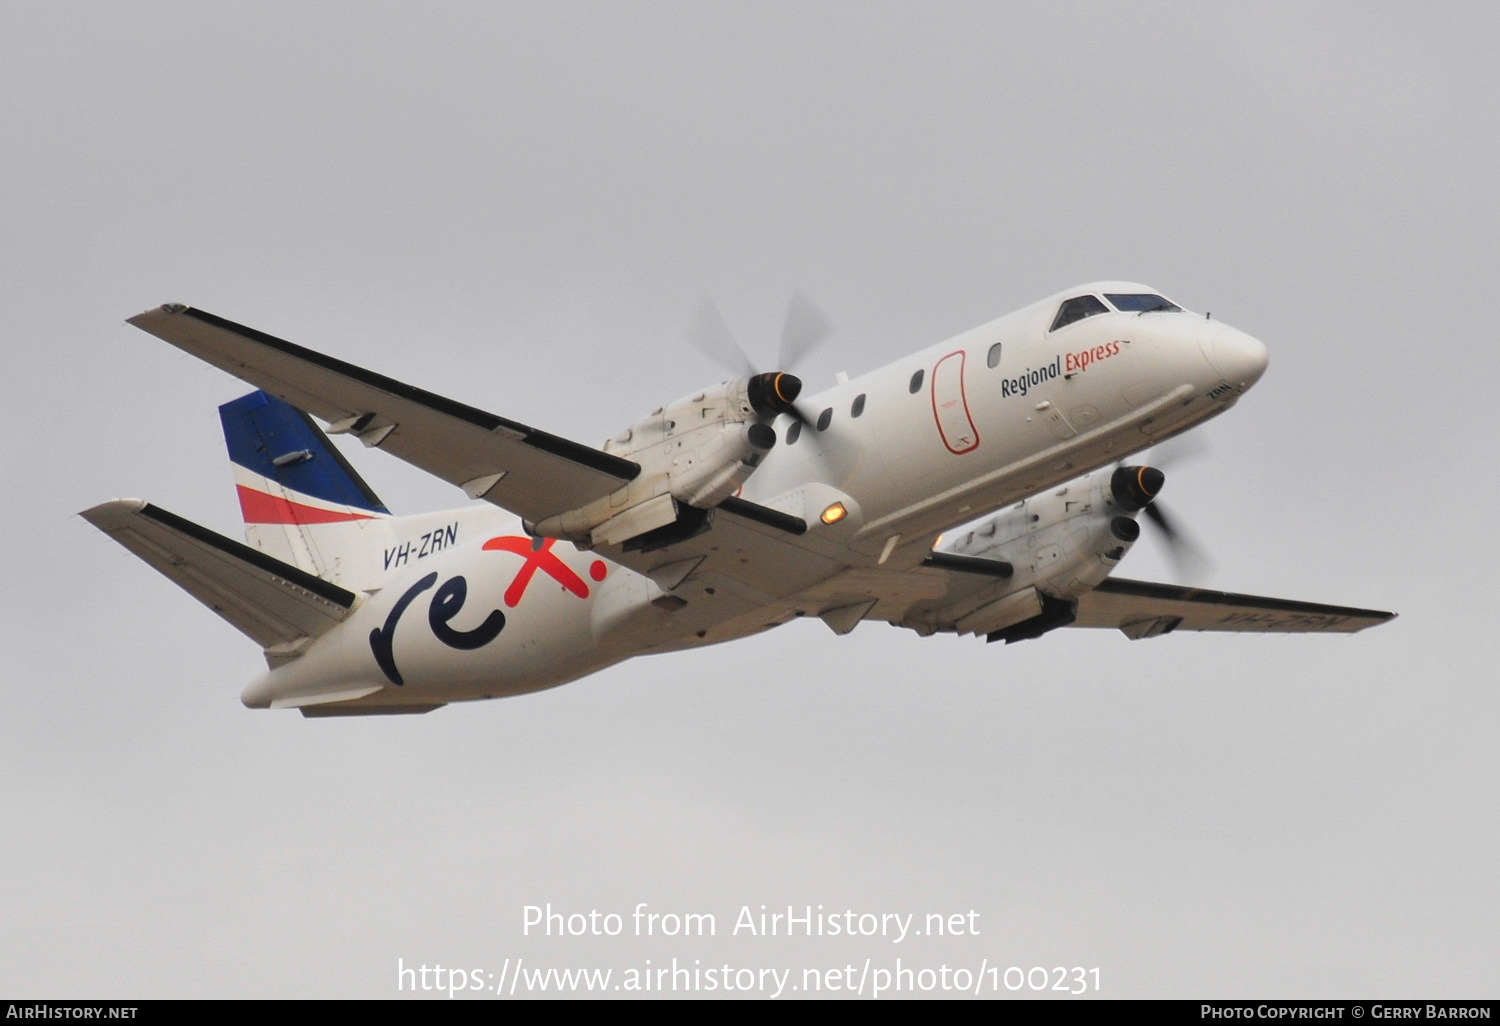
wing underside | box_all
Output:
[126,305,640,524]
[1071,578,1396,637]
[781,555,1396,642]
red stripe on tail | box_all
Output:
[236,485,375,525]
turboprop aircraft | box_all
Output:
[82,283,1394,716]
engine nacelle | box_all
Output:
[927,465,1161,639]
[531,373,799,548]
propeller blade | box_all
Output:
[689,295,758,379]
[781,400,841,482]
[1140,499,1176,539]
[777,290,834,371]
[1141,501,1215,583]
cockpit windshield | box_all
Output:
[1105,293,1181,313]
[1049,295,1109,332]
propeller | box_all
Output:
[776,291,834,371]
[1112,435,1216,583]
[688,290,835,433]
[689,297,757,380]
[1140,498,1214,583]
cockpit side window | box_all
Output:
[1049,294,1109,332]
[1105,293,1181,313]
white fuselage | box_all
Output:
[243,282,1268,710]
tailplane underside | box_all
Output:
[80,499,358,665]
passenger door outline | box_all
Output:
[931,350,980,455]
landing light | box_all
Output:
[821,502,848,525]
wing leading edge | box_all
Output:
[127,305,640,525]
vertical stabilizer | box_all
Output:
[220,390,390,578]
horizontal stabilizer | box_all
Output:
[1073,577,1396,638]
[80,499,358,653]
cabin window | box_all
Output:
[909,369,924,393]
[987,342,1003,368]
[1105,293,1181,313]
[851,393,866,418]
[817,408,833,431]
[1049,294,1109,332]
[786,420,802,445]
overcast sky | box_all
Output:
[2,1,1496,999]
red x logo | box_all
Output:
[481,535,607,608]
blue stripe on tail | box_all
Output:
[219,391,390,514]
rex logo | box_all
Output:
[369,536,609,686]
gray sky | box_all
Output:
[2,1,1495,998]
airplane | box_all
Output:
[82,282,1395,716]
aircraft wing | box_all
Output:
[764,558,1397,642]
[596,510,1020,645]
[591,497,853,645]
[1070,578,1396,637]
[127,305,641,525]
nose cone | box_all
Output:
[1201,328,1269,393]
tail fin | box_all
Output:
[220,390,389,577]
